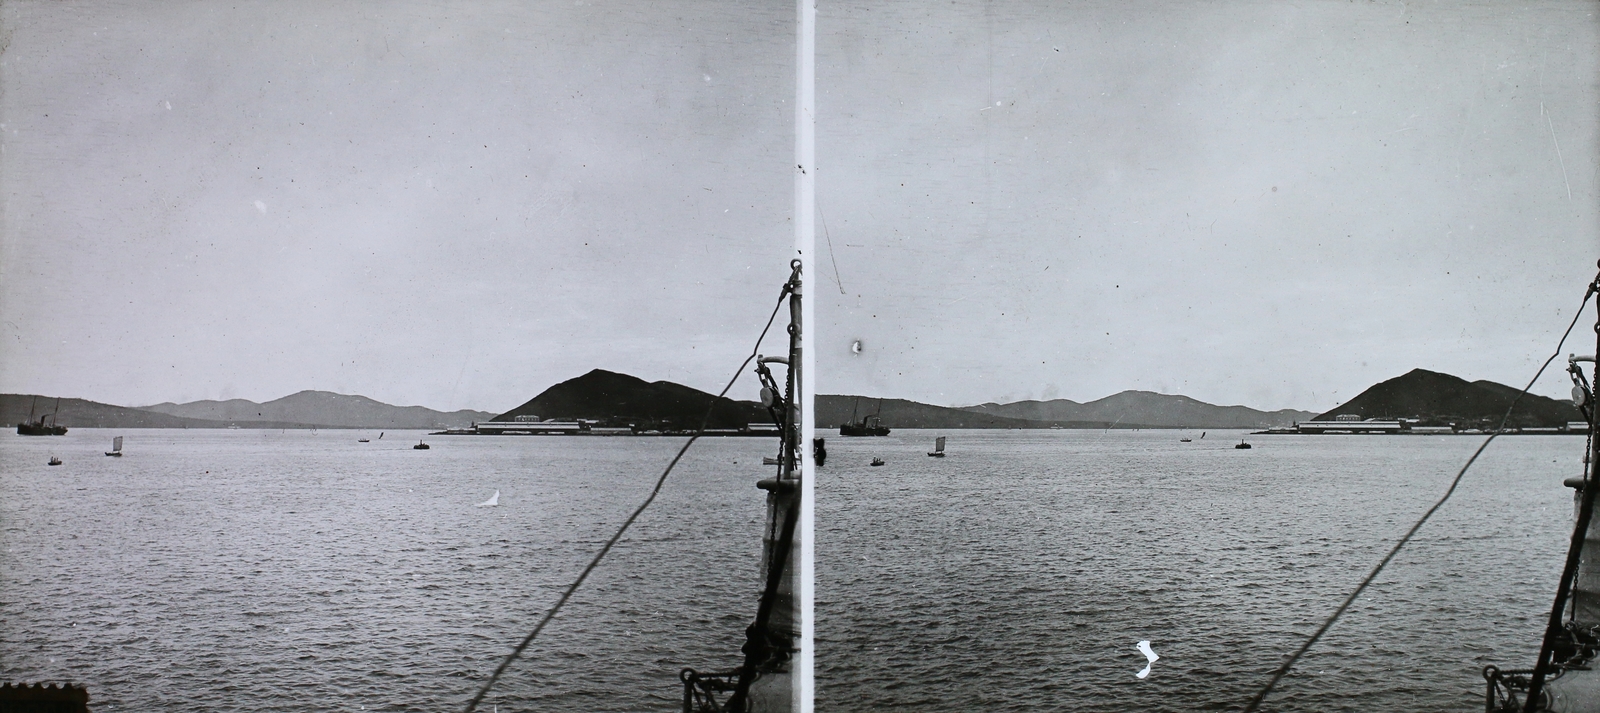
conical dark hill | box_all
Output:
[1314,368,1581,428]
[494,369,768,430]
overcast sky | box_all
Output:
[1,0,796,413]
[816,0,1598,411]
[2,1,1596,415]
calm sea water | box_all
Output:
[1,429,779,712]
[815,429,1586,712]
[6,428,1585,712]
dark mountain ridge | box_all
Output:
[961,390,1315,429]
[818,395,1159,430]
[494,369,768,430]
[1314,368,1581,428]
[24,368,1555,434]
[142,390,492,429]
[3,394,325,429]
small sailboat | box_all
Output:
[1235,439,1252,450]
[870,457,885,467]
[927,436,946,457]
[105,436,123,457]
[476,490,500,508]
[413,439,430,450]
[47,456,62,466]
[358,438,370,442]
[1180,438,1192,442]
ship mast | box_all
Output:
[1523,267,1600,710]
[680,5,814,710]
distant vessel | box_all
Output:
[1235,440,1252,450]
[476,490,500,508]
[1180,438,1192,442]
[16,396,67,436]
[358,438,370,443]
[413,440,430,450]
[47,456,61,466]
[839,397,890,436]
[870,457,885,467]
[927,436,946,457]
[840,415,889,436]
[105,436,123,457]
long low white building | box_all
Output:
[474,420,588,434]
[457,420,782,436]
[1295,420,1404,433]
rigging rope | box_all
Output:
[1523,268,1600,710]
[462,268,797,713]
[1241,282,1598,713]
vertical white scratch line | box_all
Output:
[1542,102,1572,201]
[817,195,846,294]
[794,0,816,711]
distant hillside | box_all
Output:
[3,394,313,429]
[962,391,1315,429]
[1315,368,1581,428]
[141,390,492,429]
[495,369,768,430]
[819,395,1158,430]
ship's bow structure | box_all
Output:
[678,266,804,713]
[1485,321,1600,712]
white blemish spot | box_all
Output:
[1136,640,1159,679]
[165,101,172,110]
[254,200,267,215]
[704,74,712,82]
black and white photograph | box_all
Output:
[807,1,1597,712]
[2,1,811,711]
[4,1,1600,713]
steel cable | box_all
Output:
[463,271,796,713]
[1242,283,1597,712]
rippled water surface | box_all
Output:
[816,430,1585,712]
[1,429,778,712]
